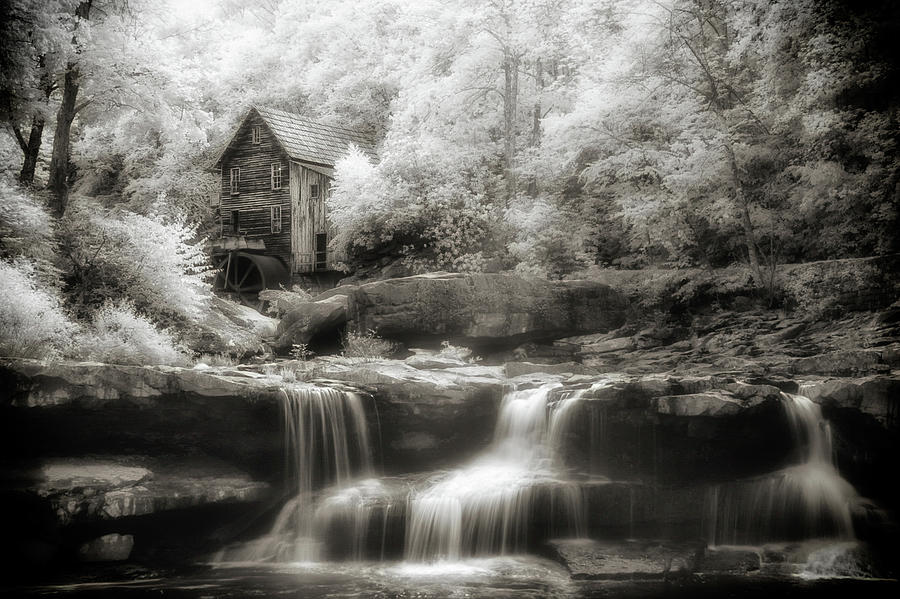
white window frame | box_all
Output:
[271,205,282,233]
[229,167,240,195]
[271,163,283,190]
[251,126,261,144]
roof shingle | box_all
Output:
[254,106,376,167]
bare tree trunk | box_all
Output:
[18,117,44,184]
[722,139,762,283]
[526,59,543,197]
[503,51,519,206]
[48,67,80,216]
[47,0,91,217]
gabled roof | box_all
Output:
[214,106,377,169]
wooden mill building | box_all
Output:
[212,106,375,279]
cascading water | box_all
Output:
[405,383,590,562]
[703,391,857,545]
[221,385,374,562]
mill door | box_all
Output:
[315,233,328,271]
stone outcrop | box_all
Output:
[30,457,270,525]
[313,358,506,471]
[187,295,278,356]
[274,272,629,351]
[275,293,350,348]
[76,534,135,562]
[545,539,698,580]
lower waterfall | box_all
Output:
[405,383,589,561]
[220,380,864,566]
[220,385,374,562]
[703,391,857,545]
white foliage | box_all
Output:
[0,258,78,359]
[80,300,188,366]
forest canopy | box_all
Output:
[1,0,898,362]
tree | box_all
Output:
[1,0,73,185]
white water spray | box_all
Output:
[222,386,373,562]
[405,383,591,562]
[703,392,856,545]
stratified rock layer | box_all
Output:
[274,272,629,350]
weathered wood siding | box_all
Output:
[219,112,291,265]
[290,162,335,272]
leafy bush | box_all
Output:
[79,301,188,366]
[59,201,212,324]
[341,329,397,360]
[329,145,501,274]
[0,181,59,281]
[0,259,79,359]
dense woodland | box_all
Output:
[1,0,898,362]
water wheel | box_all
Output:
[214,251,289,310]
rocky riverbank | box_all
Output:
[1,268,898,581]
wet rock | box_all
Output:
[315,360,505,471]
[546,539,697,580]
[801,376,900,428]
[696,546,761,572]
[76,533,134,562]
[656,392,760,417]
[504,361,588,377]
[28,457,271,525]
[404,354,469,370]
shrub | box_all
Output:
[79,301,189,366]
[0,181,58,281]
[60,201,212,324]
[341,329,397,360]
[0,259,79,359]
[290,343,314,361]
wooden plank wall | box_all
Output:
[290,162,334,273]
[219,112,291,266]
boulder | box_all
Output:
[27,457,270,525]
[76,534,134,562]
[656,391,767,418]
[801,376,900,428]
[276,273,629,352]
[696,546,761,572]
[258,288,312,318]
[546,539,697,580]
[352,273,628,346]
[188,295,278,356]
[274,293,351,350]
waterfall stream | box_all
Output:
[220,380,862,565]
[220,386,374,562]
[405,383,589,561]
[703,391,857,545]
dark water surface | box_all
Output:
[6,557,898,598]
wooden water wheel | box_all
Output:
[213,251,289,310]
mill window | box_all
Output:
[231,210,240,233]
[271,205,282,233]
[271,163,283,190]
[251,126,261,144]
[310,183,319,199]
[230,167,240,195]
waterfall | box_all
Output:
[405,383,589,562]
[703,392,856,545]
[223,385,373,563]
